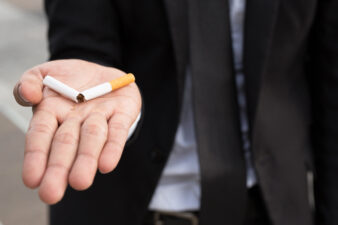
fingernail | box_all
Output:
[18,84,30,103]
[13,83,33,106]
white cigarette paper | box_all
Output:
[43,75,80,103]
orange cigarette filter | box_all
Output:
[109,73,135,90]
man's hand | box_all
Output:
[13,59,142,204]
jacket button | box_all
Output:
[150,148,166,163]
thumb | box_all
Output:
[13,69,44,106]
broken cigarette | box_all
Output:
[42,73,135,103]
[43,75,80,103]
[79,73,135,102]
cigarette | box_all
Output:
[43,75,80,103]
[79,73,135,102]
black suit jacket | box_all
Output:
[45,0,338,225]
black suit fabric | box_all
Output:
[45,0,338,225]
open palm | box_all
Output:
[14,59,142,204]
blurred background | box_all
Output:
[0,0,47,224]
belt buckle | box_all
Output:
[153,210,199,225]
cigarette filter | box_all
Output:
[43,75,80,103]
[80,73,135,102]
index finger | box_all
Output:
[23,108,58,188]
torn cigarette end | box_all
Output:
[76,93,85,103]
[80,73,135,101]
[43,75,80,103]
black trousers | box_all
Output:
[143,186,272,225]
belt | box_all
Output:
[145,186,269,225]
[145,210,199,225]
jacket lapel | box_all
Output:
[244,0,280,128]
[163,0,189,107]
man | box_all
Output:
[13,0,338,224]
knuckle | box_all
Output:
[117,110,133,120]
[28,122,53,134]
[65,111,85,122]
[34,108,55,117]
[64,114,81,123]
[48,162,70,172]
[109,121,129,132]
[24,148,46,157]
[106,139,124,151]
[78,151,97,162]
[83,123,106,136]
[116,111,135,126]
[54,132,78,145]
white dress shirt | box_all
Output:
[149,0,257,211]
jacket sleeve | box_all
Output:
[45,0,122,67]
[309,0,338,224]
[45,0,144,144]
